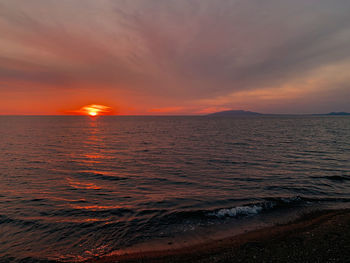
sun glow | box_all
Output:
[75,104,112,116]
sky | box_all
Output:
[1,0,350,115]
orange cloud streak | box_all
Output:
[66,104,114,116]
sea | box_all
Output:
[0,116,349,262]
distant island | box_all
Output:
[322,112,350,116]
[207,110,350,116]
[207,110,262,116]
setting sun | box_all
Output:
[72,104,113,116]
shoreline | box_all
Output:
[89,209,350,262]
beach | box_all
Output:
[91,209,350,263]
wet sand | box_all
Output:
[89,209,350,263]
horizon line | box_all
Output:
[0,113,346,117]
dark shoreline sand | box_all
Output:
[88,209,350,263]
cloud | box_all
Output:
[0,0,350,114]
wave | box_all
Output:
[75,171,128,181]
[209,205,264,218]
[208,196,307,218]
[208,195,350,219]
[312,175,350,181]
[2,195,350,263]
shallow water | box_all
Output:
[0,116,349,262]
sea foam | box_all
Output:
[210,205,264,218]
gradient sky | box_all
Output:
[1,0,350,115]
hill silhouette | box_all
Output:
[207,110,262,116]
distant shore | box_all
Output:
[89,209,350,263]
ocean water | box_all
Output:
[0,116,349,262]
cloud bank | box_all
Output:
[1,0,350,114]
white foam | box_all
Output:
[211,205,263,218]
[281,196,301,203]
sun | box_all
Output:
[88,111,97,117]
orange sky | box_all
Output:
[0,1,350,115]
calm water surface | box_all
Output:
[0,116,349,262]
